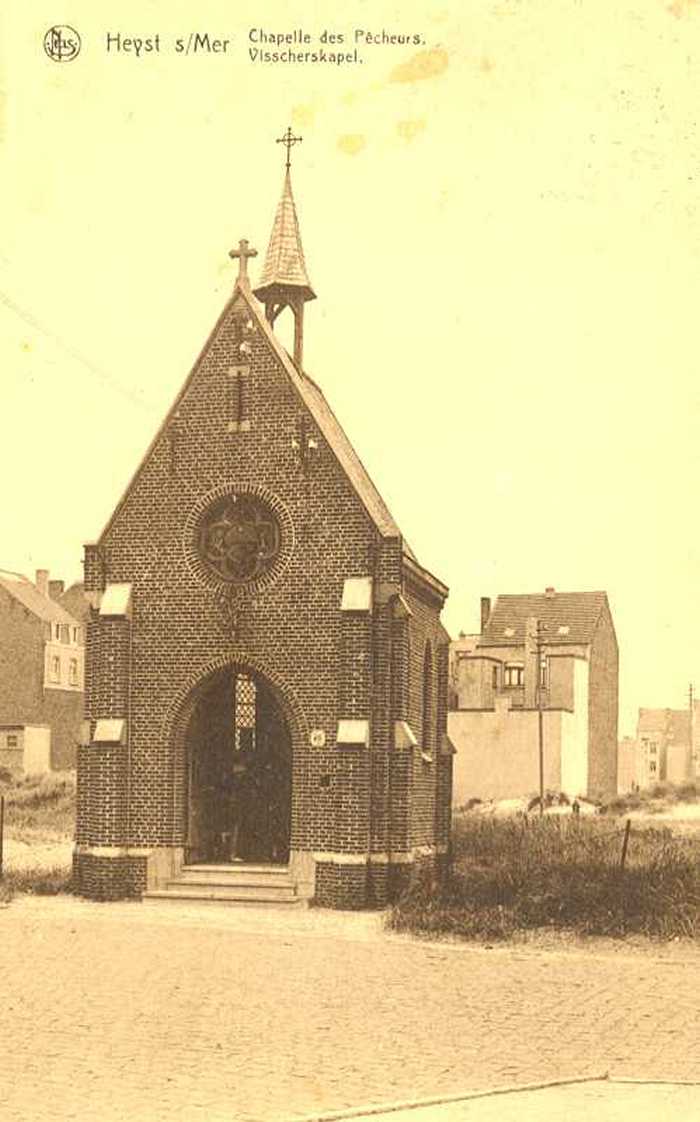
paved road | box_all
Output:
[340,1080,700,1122]
[0,897,698,1122]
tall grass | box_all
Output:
[389,815,700,941]
[0,771,75,900]
[0,770,76,843]
[602,781,699,816]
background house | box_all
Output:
[0,568,85,770]
[448,588,618,805]
[629,705,698,789]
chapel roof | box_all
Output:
[479,590,609,647]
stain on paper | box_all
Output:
[337,134,366,156]
[292,101,321,128]
[668,0,699,15]
[389,48,448,84]
[397,119,426,142]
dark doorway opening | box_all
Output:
[185,668,292,864]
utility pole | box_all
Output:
[535,620,547,816]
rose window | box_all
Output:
[197,494,281,584]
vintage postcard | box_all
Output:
[1,2,698,1120]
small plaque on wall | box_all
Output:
[309,728,326,748]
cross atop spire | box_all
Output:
[229,238,258,286]
[277,126,303,171]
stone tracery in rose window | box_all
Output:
[197,494,281,584]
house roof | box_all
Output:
[0,571,80,626]
[637,708,691,746]
[479,590,609,647]
[59,582,90,622]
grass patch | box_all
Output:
[0,771,76,900]
[602,782,699,816]
[389,815,700,942]
[1,867,74,900]
[0,770,76,843]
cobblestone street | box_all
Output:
[0,897,698,1122]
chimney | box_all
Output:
[544,586,556,598]
[49,579,65,601]
[480,597,491,633]
[35,569,49,598]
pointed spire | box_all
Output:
[253,168,316,305]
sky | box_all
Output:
[1,0,699,735]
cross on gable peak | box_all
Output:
[229,238,258,285]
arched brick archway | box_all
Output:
[164,655,308,857]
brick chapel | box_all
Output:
[74,142,453,908]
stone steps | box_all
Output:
[180,864,292,887]
[142,862,307,908]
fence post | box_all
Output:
[619,818,631,871]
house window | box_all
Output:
[69,659,78,686]
[648,743,657,755]
[50,655,61,683]
[492,664,499,689]
[649,760,657,774]
[72,627,78,644]
[54,623,60,640]
[504,664,524,688]
[7,734,18,748]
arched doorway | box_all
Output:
[185,667,292,865]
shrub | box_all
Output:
[388,815,700,942]
[1,867,74,900]
[601,782,699,816]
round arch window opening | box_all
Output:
[197,493,282,585]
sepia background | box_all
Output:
[2,0,699,736]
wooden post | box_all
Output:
[620,817,631,871]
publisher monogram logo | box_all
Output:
[43,25,81,62]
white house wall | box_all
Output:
[448,705,564,805]
[23,725,51,774]
[560,658,589,797]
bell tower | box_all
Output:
[253,127,316,370]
